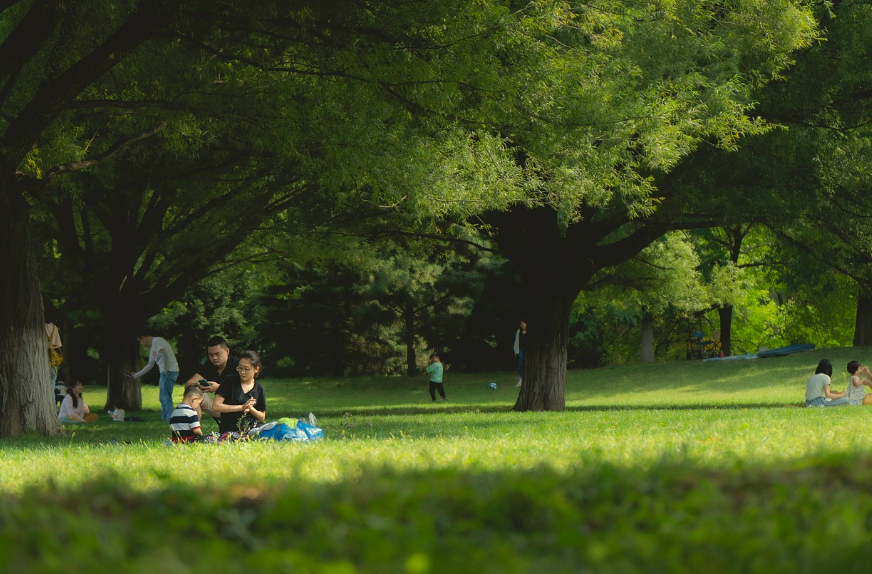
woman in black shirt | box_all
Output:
[212,349,267,433]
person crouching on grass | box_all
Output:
[846,361,872,406]
[425,353,447,402]
[170,385,204,443]
[58,381,97,423]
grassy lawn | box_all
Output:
[3,348,872,573]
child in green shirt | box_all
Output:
[425,353,447,402]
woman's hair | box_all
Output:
[815,359,833,377]
[848,360,862,375]
[239,349,262,372]
[65,382,79,409]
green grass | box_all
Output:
[3,349,872,573]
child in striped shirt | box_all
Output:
[170,385,204,443]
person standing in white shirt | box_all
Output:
[130,334,180,421]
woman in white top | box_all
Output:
[58,381,97,423]
[805,359,849,407]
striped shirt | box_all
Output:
[169,403,201,442]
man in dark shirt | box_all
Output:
[184,336,239,423]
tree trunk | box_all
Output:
[717,225,745,357]
[0,184,63,436]
[405,303,417,376]
[854,285,872,347]
[487,205,659,411]
[512,272,580,412]
[104,335,142,411]
[101,302,143,410]
[718,305,733,357]
[640,312,655,363]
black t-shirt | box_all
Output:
[216,378,266,433]
[195,355,240,385]
[518,330,528,351]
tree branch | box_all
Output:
[0,0,61,85]
[1,0,174,172]
[42,123,166,184]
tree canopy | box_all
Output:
[1,0,828,435]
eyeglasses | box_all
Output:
[236,366,254,373]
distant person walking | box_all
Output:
[130,333,179,421]
[425,352,447,402]
[805,359,848,407]
[513,320,527,387]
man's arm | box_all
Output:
[130,353,155,379]
[184,373,220,392]
[185,373,204,387]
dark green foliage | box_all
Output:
[251,238,518,376]
[437,256,521,372]
[149,269,257,377]
[256,261,382,377]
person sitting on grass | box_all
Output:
[425,352,447,402]
[108,404,125,421]
[58,381,97,423]
[846,361,872,406]
[183,336,239,426]
[170,385,205,443]
[805,359,848,407]
[212,349,267,434]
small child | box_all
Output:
[170,385,204,443]
[425,353,447,402]
[846,361,872,406]
[108,405,125,421]
[58,381,97,423]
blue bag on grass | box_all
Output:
[295,421,324,441]
[257,420,323,442]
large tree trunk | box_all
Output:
[0,184,63,436]
[513,277,577,411]
[487,205,663,411]
[854,285,872,347]
[499,207,593,412]
[640,312,655,363]
[718,305,733,357]
[103,309,143,411]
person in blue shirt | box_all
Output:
[425,352,447,402]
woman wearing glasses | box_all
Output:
[212,349,267,434]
